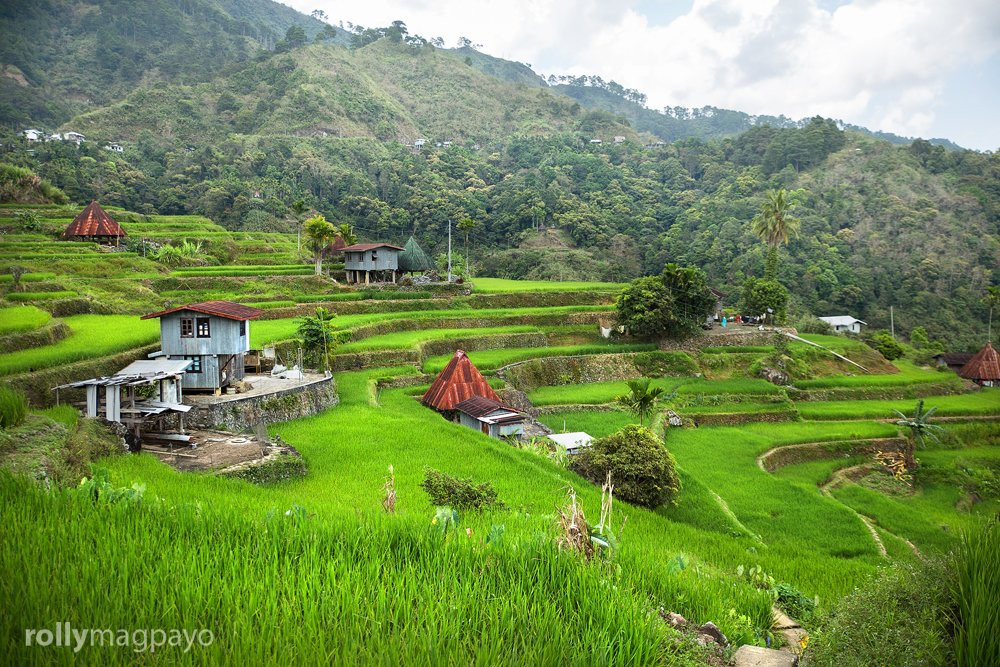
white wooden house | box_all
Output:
[818,315,866,334]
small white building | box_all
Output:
[105,143,124,153]
[548,432,593,456]
[455,396,525,439]
[22,129,43,142]
[413,138,426,148]
[589,138,602,144]
[818,315,867,334]
[613,135,625,144]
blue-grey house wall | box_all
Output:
[157,312,250,390]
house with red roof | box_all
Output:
[422,350,500,412]
[62,200,126,245]
[141,301,264,392]
[959,342,1000,387]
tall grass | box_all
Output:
[794,360,958,389]
[0,306,50,335]
[472,278,624,293]
[0,386,28,428]
[7,291,78,302]
[798,390,1000,420]
[952,521,1000,667]
[0,315,159,376]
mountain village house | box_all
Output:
[141,301,264,393]
[958,342,999,387]
[819,315,866,334]
[455,396,525,438]
[342,242,403,284]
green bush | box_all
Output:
[420,467,503,511]
[741,278,788,323]
[570,425,681,508]
[807,560,952,666]
[951,521,1000,667]
[866,330,904,360]
[0,386,29,429]
[794,314,833,335]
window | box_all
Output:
[180,317,193,338]
[185,355,202,374]
[371,249,378,261]
[196,318,210,338]
[240,320,246,337]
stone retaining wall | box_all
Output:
[185,377,338,431]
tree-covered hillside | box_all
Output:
[0,5,996,350]
[0,0,328,127]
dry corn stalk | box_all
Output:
[555,487,593,560]
[382,465,397,513]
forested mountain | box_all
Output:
[0,1,996,349]
[0,0,329,127]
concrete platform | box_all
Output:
[184,373,329,405]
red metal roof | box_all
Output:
[341,243,404,251]
[454,396,518,418]
[62,201,126,239]
[959,342,1000,381]
[422,350,500,411]
[141,300,265,321]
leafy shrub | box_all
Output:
[741,278,788,323]
[0,386,28,428]
[794,314,833,335]
[615,264,715,340]
[420,467,503,511]
[570,425,681,508]
[807,560,952,666]
[866,330,904,360]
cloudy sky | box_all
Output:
[280,0,1000,150]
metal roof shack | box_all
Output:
[422,350,500,412]
[547,432,593,456]
[454,396,522,424]
[454,396,525,439]
[62,200,127,244]
[141,301,264,321]
[959,342,1000,386]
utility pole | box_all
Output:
[447,219,452,282]
[890,306,895,339]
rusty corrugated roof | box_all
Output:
[62,201,126,239]
[141,300,265,321]
[341,243,404,251]
[422,350,500,411]
[959,342,1000,381]
[455,396,514,418]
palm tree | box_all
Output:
[457,218,476,275]
[304,214,336,275]
[336,223,357,247]
[893,400,943,471]
[985,286,1000,342]
[615,378,664,427]
[751,189,801,280]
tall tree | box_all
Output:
[291,199,307,254]
[457,217,476,274]
[336,223,357,246]
[751,188,801,280]
[304,214,336,275]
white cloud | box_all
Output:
[282,0,1000,143]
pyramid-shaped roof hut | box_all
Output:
[62,201,126,244]
[398,235,432,273]
[959,341,1000,386]
[422,349,500,411]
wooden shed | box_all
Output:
[342,242,404,284]
[455,396,524,439]
[141,301,264,392]
[958,342,999,387]
[422,350,500,412]
[62,200,126,245]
